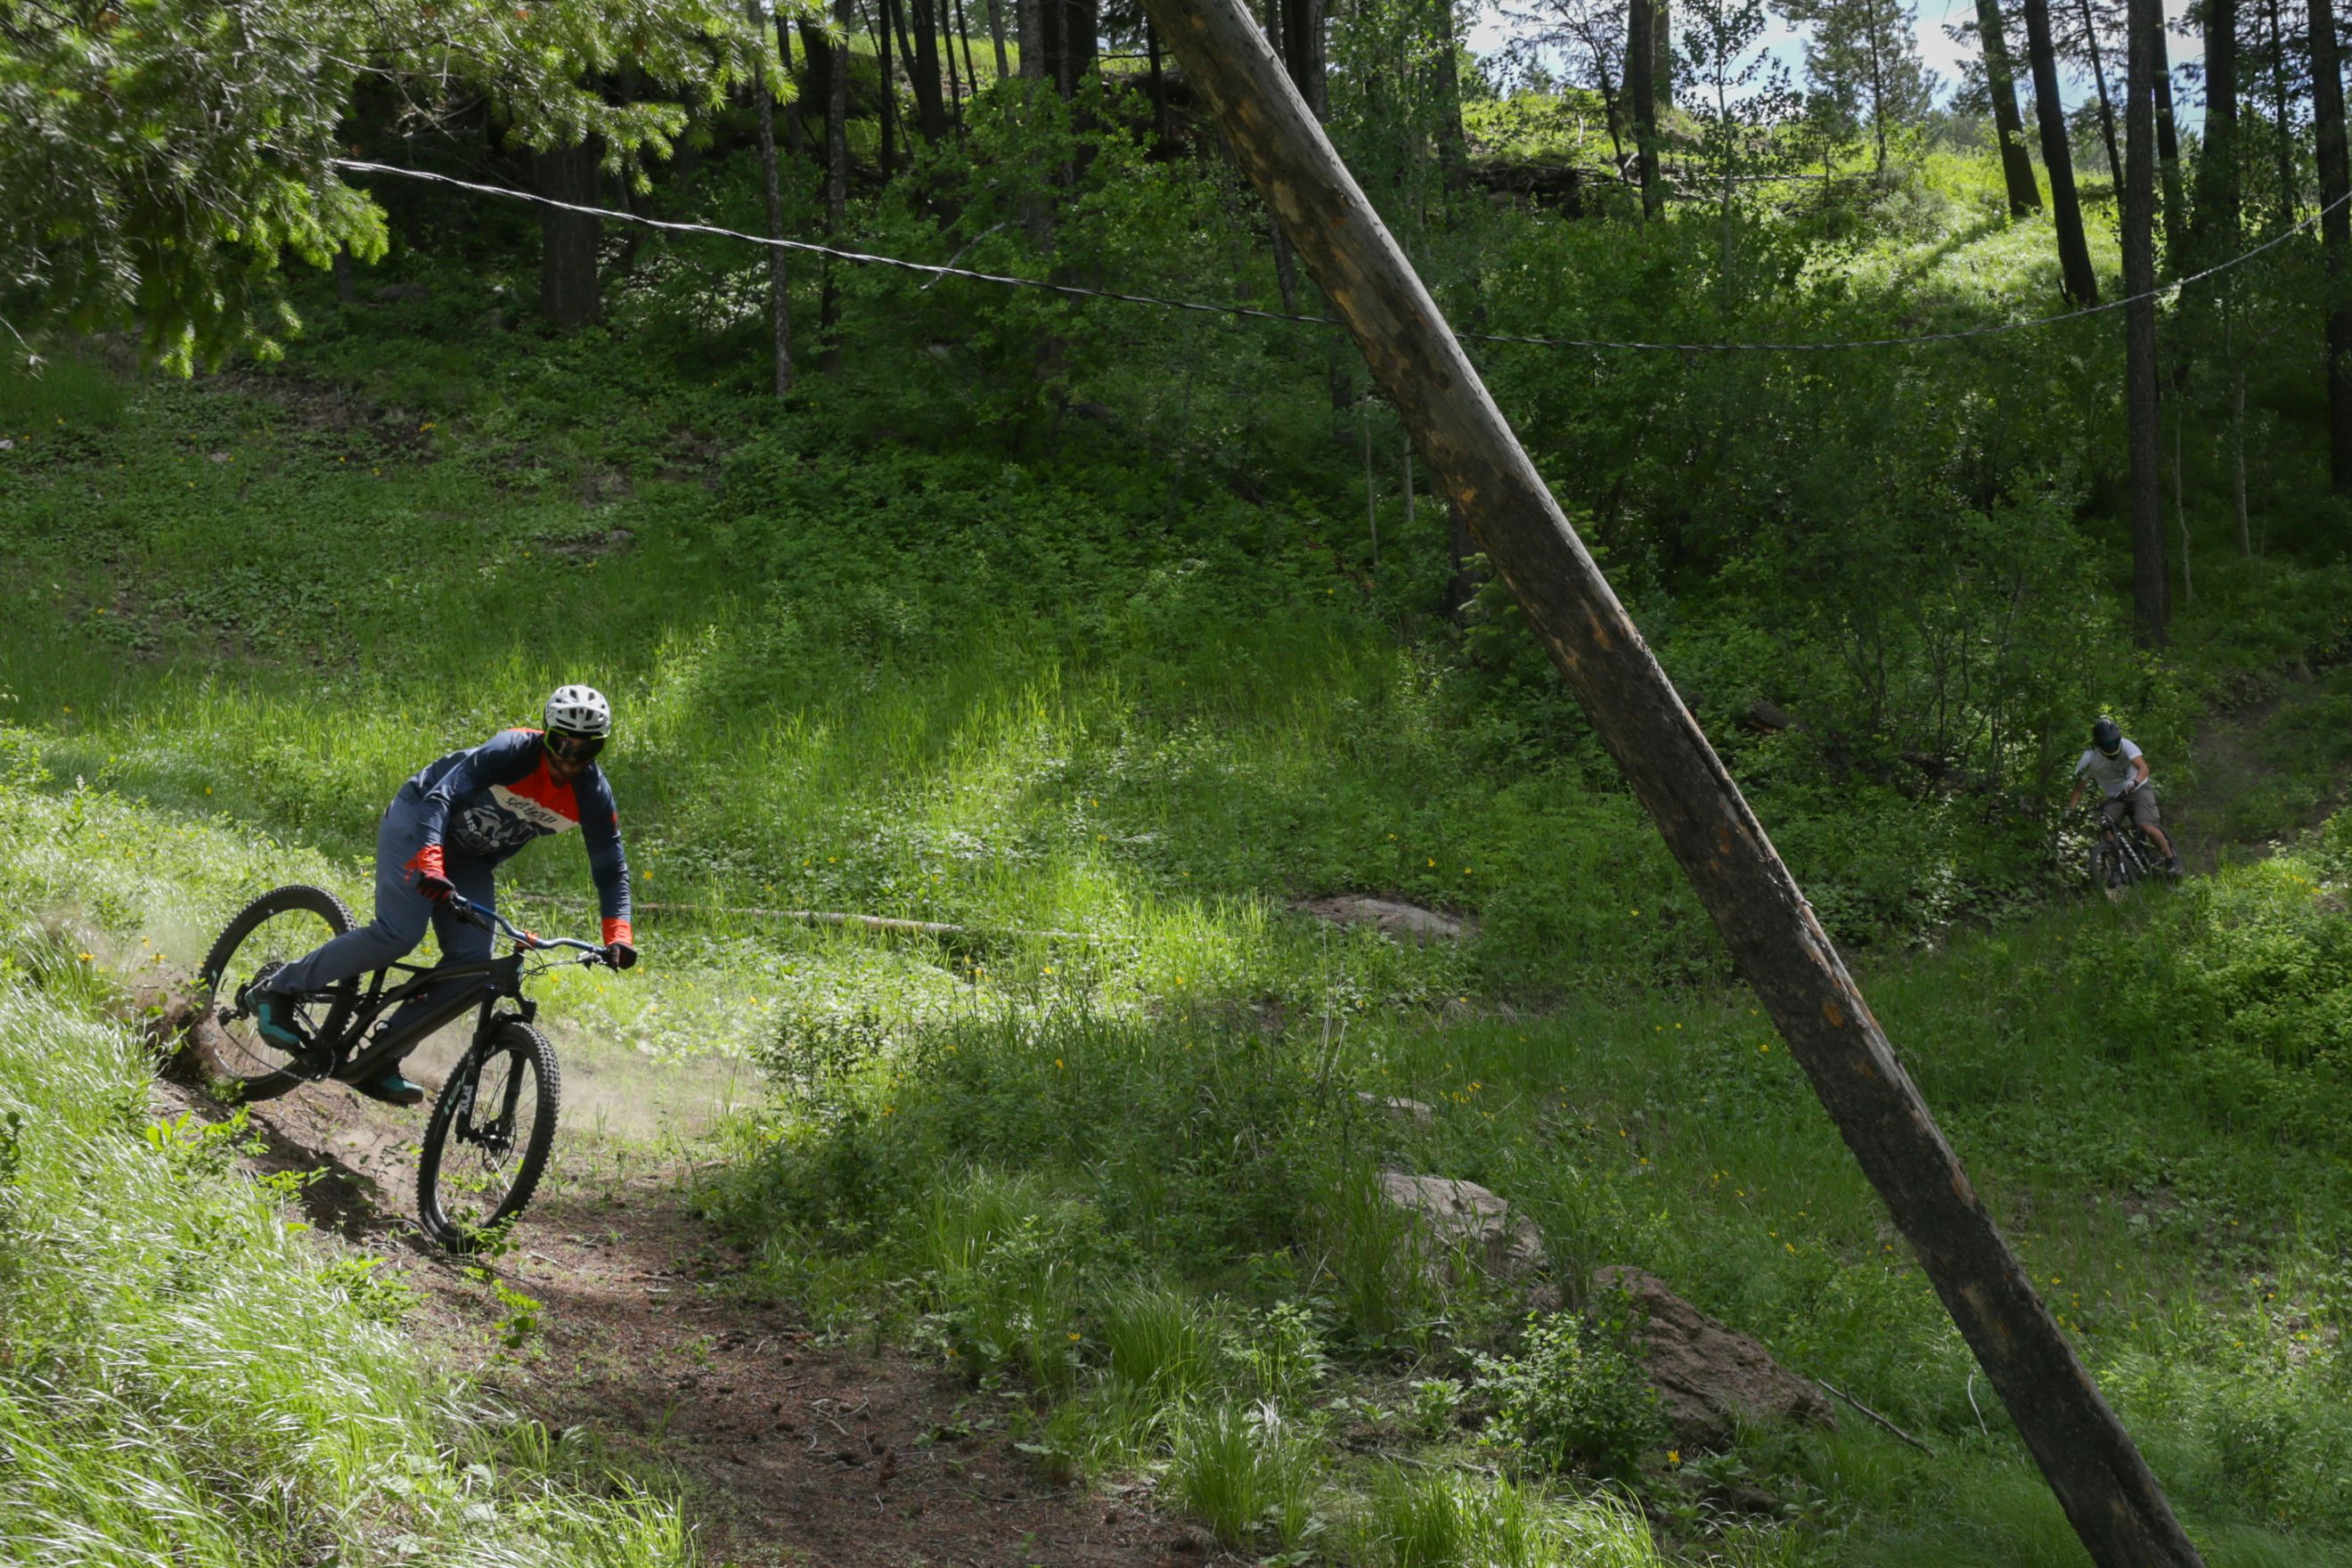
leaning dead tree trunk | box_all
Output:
[1138,4,2207,1566]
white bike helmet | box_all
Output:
[545,683,613,739]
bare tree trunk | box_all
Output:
[2234,357,2250,553]
[956,0,982,100]
[2311,0,2352,488]
[985,0,1010,79]
[1433,0,1470,189]
[798,18,835,149]
[2024,0,2099,300]
[2126,0,2168,642]
[1654,0,1673,108]
[1978,0,2043,216]
[1143,7,2211,1564]
[775,20,807,155]
[2268,0,2297,224]
[535,139,602,328]
[2198,0,2242,250]
[1148,20,1172,151]
[2078,0,2123,181]
[2152,19,2188,257]
[822,0,851,374]
[906,0,946,139]
[942,0,968,139]
[1019,0,1043,78]
[332,246,357,303]
[1629,0,1664,216]
[1280,0,1326,114]
[748,0,795,394]
[2174,412,2193,604]
[872,0,899,175]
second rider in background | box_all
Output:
[2067,716,2183,877]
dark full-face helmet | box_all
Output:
[2091,717,2123,756]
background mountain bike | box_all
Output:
[2087,803,2169,898]
[195,886,617,1250]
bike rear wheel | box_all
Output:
[194,886,359,1101]
[416,1020,560,1252]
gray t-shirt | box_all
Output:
[2075,739,2147,799]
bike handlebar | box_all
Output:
[446,893,613,962]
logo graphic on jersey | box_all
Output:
[492,783,579,835]
[453,803,542,856]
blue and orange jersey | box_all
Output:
[408,729,632,937]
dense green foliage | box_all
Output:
[0,0,769,368]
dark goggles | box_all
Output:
[545,730,607,763]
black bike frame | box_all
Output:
[324,950,533,1084]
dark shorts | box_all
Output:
[2103,788,2160,829]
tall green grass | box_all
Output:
[0,933,695,1567]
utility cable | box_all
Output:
[330,157,2349,355]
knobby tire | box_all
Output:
[195,885,359,1102]
[416,1020,561,1253]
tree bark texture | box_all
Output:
[2268,0,2297,224]
[2127,0,2169,641]
[1433,0,1471,188]
[2023,0,2100,301]
[1019,0,1042,78]
[2197,0,2241,249]
[534,140,601,328]
[822,0,851,373]
[1654,0,1673,107]
[748,2,796,395]
[954,0,980,109]
[797,18,835,151]
[986,0,1009,79]
[1148,20,1172,150]
[2312,0,2352,489]
[876,0,899,174]
[1628,0,1664,216]
[1278,0,1326,116]
[911,0,949,139]
[2151,19,2188,257]
[1137,4,2209,1566]
[2079,0,2123,180]
[1976,0,2043,216]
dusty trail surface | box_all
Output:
[153,1066,1229,1568]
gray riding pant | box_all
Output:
[263,782,497,1045]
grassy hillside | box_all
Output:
[4,143,2351,1564]
[0,853,698,1564]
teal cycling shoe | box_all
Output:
[353,1068,426,1108]
[249,985,309,1054]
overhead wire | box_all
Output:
[330,156,2350,355]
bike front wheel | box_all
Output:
[194,885,358,1101]
[416,1019,560,1252]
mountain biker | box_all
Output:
[249,684,637,1105]
[2067,716,2182,877]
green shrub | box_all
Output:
[1470,1308,1667,1480]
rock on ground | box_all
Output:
[1293,895,1476,943]
[1378,1172,1544,1279]
[1591,1265,1837,1450]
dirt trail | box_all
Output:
[152,1066,1232,1568]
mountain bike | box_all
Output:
[2087,801,2168,898]
[194,885,616,1251]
